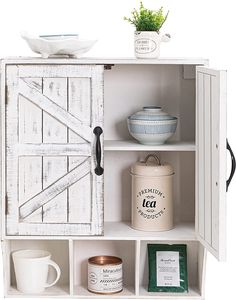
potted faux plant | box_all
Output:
[124,1,170,58]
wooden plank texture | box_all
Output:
[16,143,91,156]
[204,74,212,245]
[18,78,43,223]
[196,72,205,239]
[5,64,104,236]
[19,158,91,220]
[19,78,92,143]
[91,66,104,235]
[196,66,227,261]
[6,66,20,235]
[68,77,92,224]
[42,77,68,223]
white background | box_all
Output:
[0,0,235,299]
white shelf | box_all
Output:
[74,286,135,298]
[3,222,196,240]
[3,57,209,65]
[139,286,201,299]
[104,140,196,152]
[7,286,201,299]
[103,222,196,241]
[7,285,69,297]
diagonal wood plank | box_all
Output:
[19,78,92,142]
[19,158,91,220]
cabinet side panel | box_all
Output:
[0,61,6,239]
[198,244,206,296]
[196,72,205,239]
[203,75,212,245]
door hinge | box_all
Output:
[5,85,8,104]
[104,64,114,70]
[5,194,8,215]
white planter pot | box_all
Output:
[134,31,170,59]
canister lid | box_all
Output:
[131,154,174,177]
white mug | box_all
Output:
[12,249,61,294]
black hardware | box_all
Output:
[93,126,104,176]
[5,194,8,215]
[226,139,235,191]
[104,64,114,70]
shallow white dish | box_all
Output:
[21,32,96,58]
[39,34,79,41]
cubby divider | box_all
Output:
[69,239,74,296]
[135,240,141,296]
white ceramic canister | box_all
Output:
[131,154,174,231]
[134,31,171,58]
[88,256,123,294]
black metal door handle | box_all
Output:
[93,126,104,176]
[226,139,235,191]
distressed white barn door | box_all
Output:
[196,66,227,260]
[6,64,104,236]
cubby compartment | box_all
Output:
[73,240,136,297]
[104,151,195,239]
[104,64,196,144]
[3,240,70,297]
[139,240,205,299]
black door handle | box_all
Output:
[226,139,235,191]
[93,126,104,176]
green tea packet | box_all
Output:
[148,244,188,292]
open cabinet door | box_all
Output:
[196,66,227,261]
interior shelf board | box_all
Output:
[103,222,196,241]
[8,285,69,297]
[139,286,201,299]
[3,222,196,240]
[74,285,135,298]
[104,140,196,152]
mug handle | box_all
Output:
[44,260,61,288]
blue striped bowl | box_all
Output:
[127,118,178,145]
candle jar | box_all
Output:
[88,256,123,294]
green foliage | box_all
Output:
[124,1,169,32]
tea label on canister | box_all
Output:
[136,187,166,220]
[88,263,123,294]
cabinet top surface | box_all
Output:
[1,56,208,65]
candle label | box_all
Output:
[88,264,123,293]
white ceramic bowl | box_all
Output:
[21,32,97,58]
[127,118,178,145]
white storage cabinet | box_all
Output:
[0,57,234,299]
